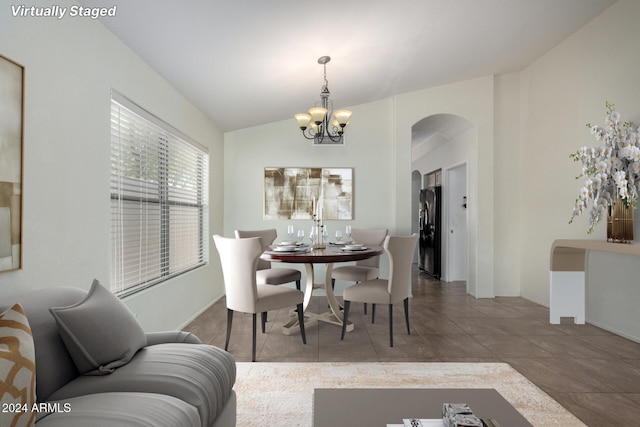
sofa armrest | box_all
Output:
[145,331,202,346]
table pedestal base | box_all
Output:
[282,262,354,335]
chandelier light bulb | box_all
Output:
[309,107,328,125]
[333,110,352,127]
[295,113,312,130]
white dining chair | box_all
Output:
[331,228,387,315]
[235,229,301,290]
[340,233,418,347]
[213,235,306,362]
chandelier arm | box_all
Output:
[325,132,343,143]
[301,127,316,140]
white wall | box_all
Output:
[0,0,226,331]
[412,129,471,177]
[395,77,495,297]
[223,98,395,292]
[493,72,525,296]
[517,0,640,339]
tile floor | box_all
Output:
[184,266,640,426]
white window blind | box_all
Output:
[110,92,209,296]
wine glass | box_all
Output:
[322,226,329,243]
[345,225,352,243]
[296,229,305,244]
[287,224,294,241]
[309,226,317,244]
[335,230,343,243]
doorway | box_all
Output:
[410,113,473,284]
[444,163,467,282]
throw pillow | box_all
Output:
[49,279,147,375]
[0,303,36,427]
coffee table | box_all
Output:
[313,388,533,427]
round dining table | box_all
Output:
[261,244,383,335]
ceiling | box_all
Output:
[78,0,616,133]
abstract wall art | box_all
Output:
[0,54,24,273]
[264,167,353,220]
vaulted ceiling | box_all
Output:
[79,0,616,133]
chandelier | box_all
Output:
[294,56,352,144]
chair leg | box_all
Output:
[364,302,367,315]
[389,304,394,347]
[261,312,267,333]
[252,313,257,362]
[341,300,351,340]
[404,298,410,335]
[331,278,335,290]
[296,279,301,291]
[224,309,234,351]
[296,303,306,344]
[371,303,376,324]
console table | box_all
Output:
[549,239,640,324]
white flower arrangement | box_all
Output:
[570,102,640,233]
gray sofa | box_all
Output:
[0,284,236,427]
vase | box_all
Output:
[607,198,634,243]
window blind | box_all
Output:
[110,91,209,296]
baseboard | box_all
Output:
[178,294,223,330]
[586,318,640,345]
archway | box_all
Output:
[411,114,474,284]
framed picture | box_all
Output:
[264,167,353,220]
[0,54,24,273]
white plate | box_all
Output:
[272,246,298,252]
[279,241,297,246]
[344,244,365,250]
[342,246,368,251]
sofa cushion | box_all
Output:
[0,287,87,402]
[0,304,37,427]
[48,343,236,427]
[36,392,200,427]
[0,303,37,427]
[49,280,146,375]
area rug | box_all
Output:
[234,362,585,427]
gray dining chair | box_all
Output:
[340,233,418,347]
[213,235,306,362]
[331,228,387,315]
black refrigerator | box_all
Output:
[418,186,441,279]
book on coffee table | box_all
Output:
[385,420,444,427]
[386,419,500,427]
[404,420,445,427]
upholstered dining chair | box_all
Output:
[331,228,388,314]
[235,229,301,291]
[213,235,306,362]
[340,233,418,347]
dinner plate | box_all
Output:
[272,246,298,252]
[344,244,365,250]
[341,246,368,251]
